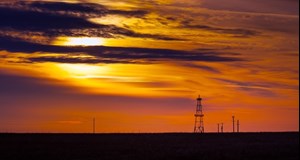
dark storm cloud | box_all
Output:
[181,20,260,37]
[0,1,174,40]
[0,36,242,63]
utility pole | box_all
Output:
[221,123,224,133]
[93,118,95,134]
[217,123,220,133]
[237,120,240,133]
[232,116,235,133]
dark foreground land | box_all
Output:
[0,132,298,160]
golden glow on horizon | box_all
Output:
[52,37,105,46]
[57,63,108,77]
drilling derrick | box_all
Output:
[194,95,204,133]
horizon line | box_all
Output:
[0,131,299,134]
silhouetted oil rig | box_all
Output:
[194,95,204,133]
[193,95,240,133]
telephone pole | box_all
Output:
[232,116,235,133]
[237,120,240,133]
[93,118,96,134]
[221,123,224,133]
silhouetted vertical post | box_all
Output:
[237,120,240,133]
[93,118,95,134]
[232,116,235,133]
[217,123,220,133]
[221,123,224,133]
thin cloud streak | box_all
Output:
[0,36,243,64]
[180,20,260,37]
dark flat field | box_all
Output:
[0,132,298,160]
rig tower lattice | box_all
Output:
[194,95,204,133]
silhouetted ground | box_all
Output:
[0,132,298,160]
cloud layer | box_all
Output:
[0,1,177,42]
[0,35,242,64]
[0,1,244,64]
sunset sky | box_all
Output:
[0,0,298,133]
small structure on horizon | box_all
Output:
[93,118,96,134]
[194,95,204,133]
[221,123,224,133]
[237,120,240,133]
[232,116,235,133]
